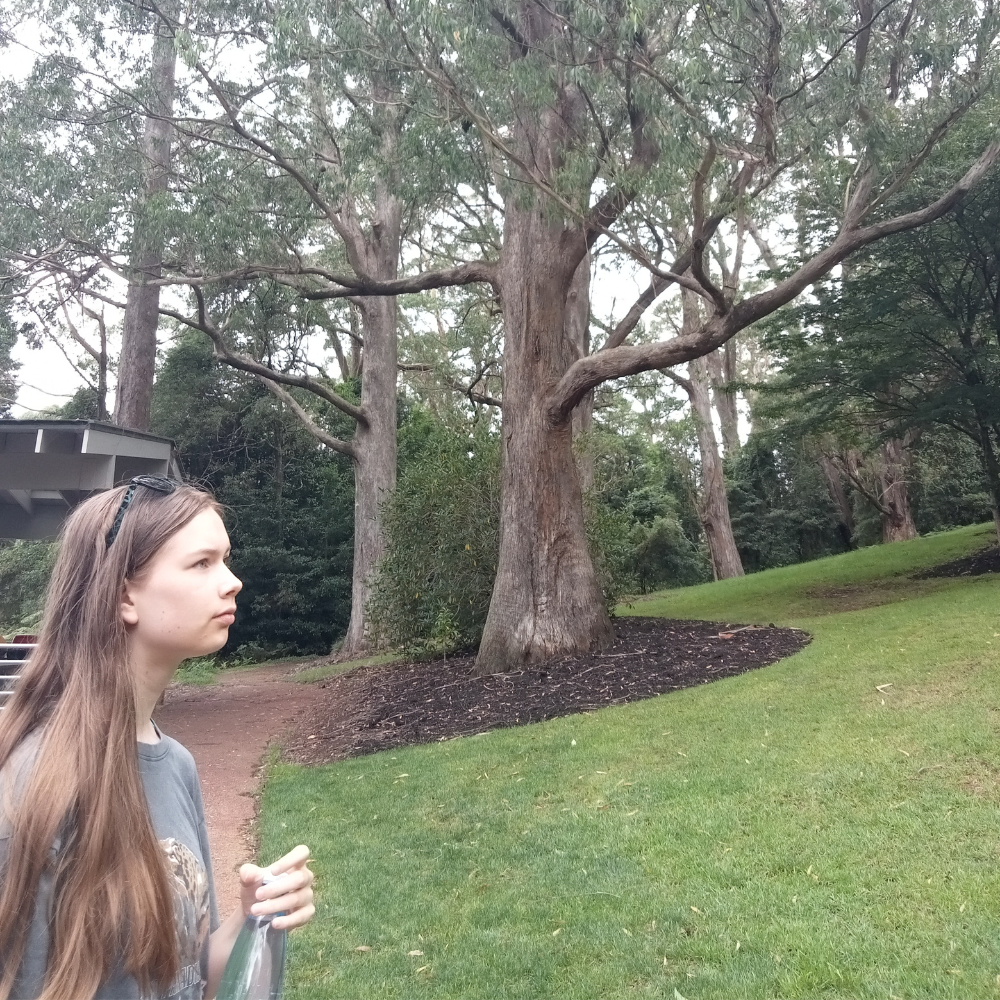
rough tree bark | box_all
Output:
[340,185,401,654]
[687,355,744,579]
[877,436,918,543]
[114,1,178,431]
[566,255,594,492]
[476,211,612,674]
[669,292,744,579]
[842,437,918,543]
[474,18,616,674]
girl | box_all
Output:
[0,477,315,1000]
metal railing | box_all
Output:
[0,644,35,706]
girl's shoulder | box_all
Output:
[138,730,201,788]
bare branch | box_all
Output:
[660,366,693,395]
[160,288,368,425]
[257,376,357,459]
[548,140,1000,421]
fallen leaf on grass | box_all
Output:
[690,906,702,914]
[354,945,371,953]
[552,928,562,937]
[416,965,430,973]
[408,950,424,957]
[674,990,690,1000]
[876,683,893,692]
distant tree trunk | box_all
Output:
[688,355,744,579]
[475,210,612,676]
[977,418,1000,544]
[566,254,594,492]
[819,453,855,548]
[114,1,178,431]
[707,342,740,456]
[669,291,744,580]
[341,184,401,656]
[877,436,918,543]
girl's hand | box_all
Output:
[238,844,315,931]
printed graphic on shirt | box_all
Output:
[147,837,211,1000]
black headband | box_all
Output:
[105,476,179,548]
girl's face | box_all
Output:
[120,508,243,665]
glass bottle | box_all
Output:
[216,871,287,1000]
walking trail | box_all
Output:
[154,662,326,914]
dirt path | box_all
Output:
[154,662,327,914]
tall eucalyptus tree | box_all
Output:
[365,0,1000,673]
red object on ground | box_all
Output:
[12,635,37,644]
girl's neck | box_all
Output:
[131,644,181,744]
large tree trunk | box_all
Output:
[114,1,177,431]
[475,215,612,675]
[341,182,401,656]
[688,354,744,580]
[474,4,613,676]
[566,254,594,492]
[877,436,918,543]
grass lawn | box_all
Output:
[258,522,1000,999]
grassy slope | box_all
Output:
[260,523,1000,999]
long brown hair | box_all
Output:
[0,482,220,1000]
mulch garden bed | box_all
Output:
[913,545,1000,579]
[285,617,810,766]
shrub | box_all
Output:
[0,540,56,637]
[367,434,500,654]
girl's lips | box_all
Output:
[214,613,236,625]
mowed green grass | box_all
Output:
[259,522,1000,999]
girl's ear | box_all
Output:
[120,583,139,626]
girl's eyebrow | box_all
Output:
[188,546,231,559]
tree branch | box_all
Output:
[547,140,1000,422]
[257,376,357,459]
[160,288,368,425]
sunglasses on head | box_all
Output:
[105,476,179,548]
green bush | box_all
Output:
[366,432,500,654]
[727,436,847,572]
[0,540,56,637]
[151,332,356,659]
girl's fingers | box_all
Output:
[272,902,315,931]
[268,844,310,876]
[255,867,312,900]
[251,886,314,918]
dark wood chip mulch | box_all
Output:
[285,617,810,766]
[913,545,1000,579]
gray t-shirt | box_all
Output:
[0,728,220,1000]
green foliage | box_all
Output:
[761,166,1000,526]
[0,296,18,418]
[151,332,356,659]
[590,430,710,593]
[0,540,56,637]
[727,436,847,573]
[912,429,993,534]
[366,426,500,654]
